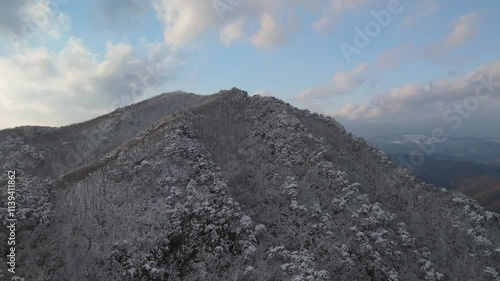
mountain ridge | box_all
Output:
[1,88,500,281]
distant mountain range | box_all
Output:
[369,134,500,166]
[368,134,500,212]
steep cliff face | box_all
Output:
[1,89,499,281]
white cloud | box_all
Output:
[374,44,412,70]
[335,104,382,120]
[445,11,484,48]
[250,13,286,49]
[334,61,500,123]
[0,37,182,129]
[378,11,486,68]
[153,0,290,49]
[423,11,485,62]
[92,0,150,29]
[313,0,372,33]
[400,0,437,28]
[297,63,369,101]
[0,0,70,47]
[153,0,219,49]
[332,63,368,90]
[220,19,246,47]
[152,0,361,49]
[153,0,284,49]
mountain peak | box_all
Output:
[212,87,249,99]
[1,89,499,281]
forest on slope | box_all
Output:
[1,89,499,281]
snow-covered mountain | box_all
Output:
[1,89,499,281]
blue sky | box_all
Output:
[0,0,499,138]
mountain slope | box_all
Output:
[0,92,212,231]
[458,177,500,213]
[1,89,500,281]
[0,91,211,177]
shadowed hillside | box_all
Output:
[458,177,500,213]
